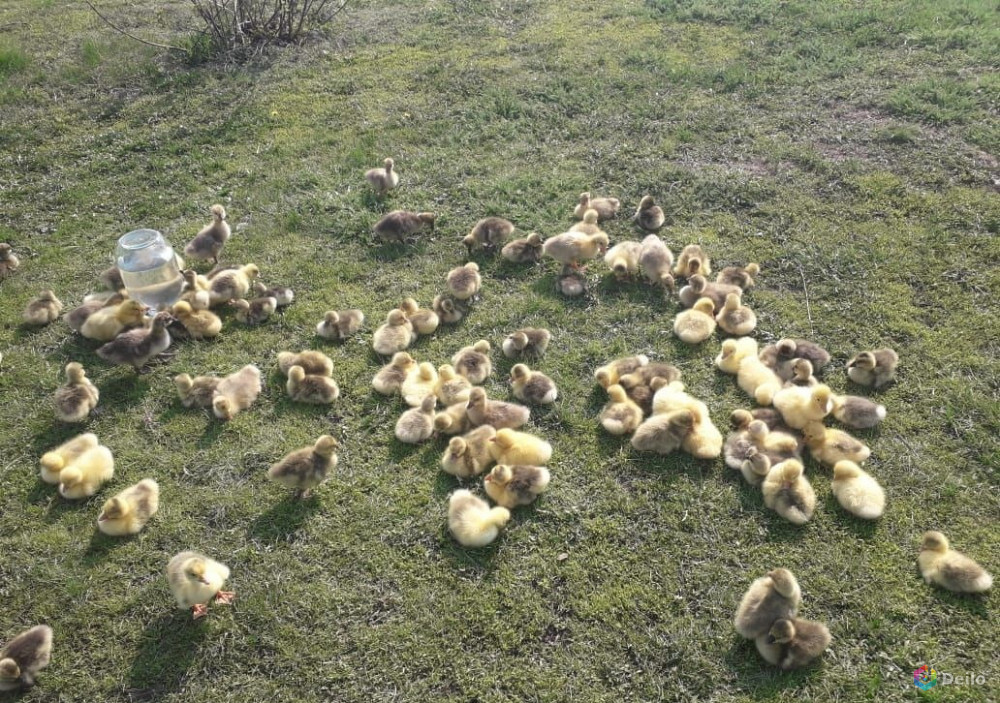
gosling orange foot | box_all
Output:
[192,604,208,619]
[214,591,235,605]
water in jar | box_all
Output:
[116,229,184,310]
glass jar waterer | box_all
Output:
[115,229,184,311]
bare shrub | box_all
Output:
[190,0,350,55]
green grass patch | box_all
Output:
[0,41,29,77]
[0,0,997,701]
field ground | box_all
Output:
[0,0,997,701]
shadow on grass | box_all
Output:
[30,422,99,459]
[387,436,428,463]
[29,483,96,523]
[96,372,153,409]
[12,323,52,341]
[627,450,717,483]
[593,275,665,306]
[25,478,56,507]
[763,514,811,542]
[823,494,879,538]
[529,272,595,308]
[271,394,343,424]
[370,240,427,263]
[492,258,543,281]
[437,524,503,577]
[723,637,824,697]
[157,401,211,426]
[432,470,462,499]
[127,611,209,700]
[42,333,105,367]
[197,420,229,449]
[247,494,321,543]
[921,577,992,617]
[83,528,133,565]
[586,384,610,417]
[359,188,389,212]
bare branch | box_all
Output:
[85,1,188,54]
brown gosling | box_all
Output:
[286,365,340,404]
[600,384,644,435]
[755,618,831,670]
[0,242,21,279]
[184,204,231,264]
[846,348,898,388]
[762,459,815,525]
[0,625,53,691]
[54,362,99,423]
[733,568,801,639]
[716,262,760,289]
[509,364,558,405]
[633,195,665,231]
[501,232,543,263]
[715,293,757,336]
[573,192,620,221]
[373,210,435,244]
[463,217,514,254]
[23,290,63,326]
[638,234,675,289]
[268,435,339,499]
[502,327,551,358]
[483,464,551,509]
[316,309,365,340]
[446,262,482,300]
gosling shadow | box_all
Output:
[387,437,428,462]
[628,450,712,482]
[438,524,503,576]
[764,514,811,543]
[247,493,321,543]
[492,259,542,281]
[529,272,593,308]
[30,422,96,458]
[723,638,822,696]
[271,394,340,422]
[359,189,389,212]
[127,611,209,698]
[83,528,133,564]
[197,420,229,449]
[594,275,663,306]
[923,581,991,617]
[586,385,609,416]
[97,372,153,408]
[824,494,879,539]
[432,470,462,499]
[370,240,427,263]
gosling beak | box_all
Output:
[199,577,211,585]
[484,475,493,482]
[97,514,108,522]
[766,635,776,645]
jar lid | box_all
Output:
[118,229,162,250]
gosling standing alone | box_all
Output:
[365,157,399,195]
[268,436,339,499]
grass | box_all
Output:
[0,0,997,701]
